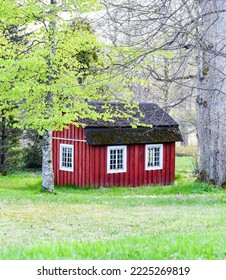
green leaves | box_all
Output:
[0,1,100,132]
[0,0,148,135]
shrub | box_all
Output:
[22,130,42,168]
[23,143,42,168]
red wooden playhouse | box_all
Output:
[52,102,182,187]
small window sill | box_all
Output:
[107,169,127,174]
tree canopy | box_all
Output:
[0,0,139,191]
[0,0,136,134]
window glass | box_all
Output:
[107,146,127,173]
[146,144,163,170]
[60,144,74,172]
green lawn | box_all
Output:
[176,156,193,175]
[0,157,225,260]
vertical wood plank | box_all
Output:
[138,145,144,186]
[94,146,100,188]
[99,146,105,187]
[161,144,166,185]
[124,145,129,187]
[170,142,175,184]
[130,145,135,186]
[165,143,170,184]
[78,128,82,187]
[90,145,94,188]
[103,146,109,187]
[85,143,90,186]
[82,142,85,187]
[75,127,79,186]
[56,140,60,186]
[133,145,139,187]
[52,139,56,184]
[62,140,67,187]
[143,143,148,186]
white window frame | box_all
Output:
[60,144,74,172]
[145,144,163,170]
[107,145,127,174]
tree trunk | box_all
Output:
[179,120,189,147]
[42,130,54,192]
[197,0,226,186]
[41,0,57,192]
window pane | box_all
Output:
[108,146,126,172]
[110,150,116,169]
[147,146,162,168]
[154,147,160,166]
[147,147,154,167]
[61,145,73,170]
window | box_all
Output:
[60,144,74,172]
[145,144,163,170]
[107,146,127,173]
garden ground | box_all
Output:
[0,157,225,259]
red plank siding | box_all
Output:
[52,125,176,188]
[170,142,176,184]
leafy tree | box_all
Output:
[0,4,27,175]
[0,0,136,191]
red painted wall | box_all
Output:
[52,125,176,187]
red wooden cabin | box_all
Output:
[52,102,182,187]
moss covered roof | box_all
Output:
[82,102,179,127]
[81,102,182,145]
[84,126,182,145]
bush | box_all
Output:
[21,130,42,168]
[0,147,23,175]
[23,143,42,168]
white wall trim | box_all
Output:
[53,137,86,142]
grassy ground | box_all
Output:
[0,157,225,259]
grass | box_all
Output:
[176,156,193,175]
[0,157,225,260]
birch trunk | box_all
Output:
[197,0,226,186]
[41,0,57,192]
[42,130,54,192]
